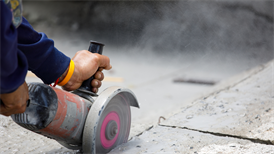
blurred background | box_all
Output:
[24,1,273,136]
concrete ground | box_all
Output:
[109,59,274,154]
[0,56,273,154]
[0,1,273,153]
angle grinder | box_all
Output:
[7,41,139,153]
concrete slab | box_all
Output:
[4,59,273,154]
[108,59,274,154]
[161,60,274,143]
[0,115,76,154]
[1,1,272,152]
[109,125,273,154]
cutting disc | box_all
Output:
[83,86,137,154]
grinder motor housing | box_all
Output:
[12,82,92,149]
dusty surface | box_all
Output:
[0,115,76,154]
[110,126,274,154]
[0,1,273,154]
[199,143,274,154]
[110,126,254,154]
[161,60,274,142]
[109,60,274,153]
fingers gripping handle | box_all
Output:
[80,41,104,92]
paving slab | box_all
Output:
[109,59,274,153]
[160,60,274,143]
[2,60,273,154]
[109,125,273,154]
[0,115,76,154]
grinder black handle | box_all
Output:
[79,41,104,92]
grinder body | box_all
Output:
[11,83,92,149]
[11,83,139,153]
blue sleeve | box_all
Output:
[1,1,70,94]
[0,1,28,94]
[17,18,70,84]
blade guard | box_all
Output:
[82,86,139,153]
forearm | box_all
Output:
[0,50,28,94]
[17,18,70,84]
[0,2,28,94]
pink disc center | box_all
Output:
[100,111,120,148]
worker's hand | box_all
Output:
[0,82,29,116]
[61,50,112,92]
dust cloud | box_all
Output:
[107,2,269,60]
[24,1,273,55]
[22,1,273,77]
